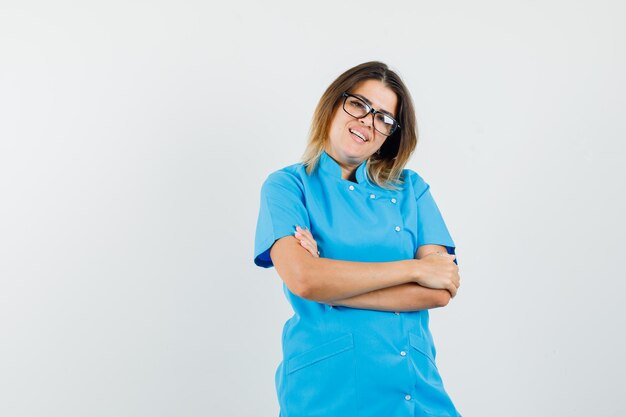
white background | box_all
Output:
[1,1,625,416]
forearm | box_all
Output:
[329,283,451,312]
[270,237,421,303]
[300,257,420,303]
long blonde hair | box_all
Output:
[302,61,418,189]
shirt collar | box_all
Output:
[318,151,369,184]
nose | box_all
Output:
[358,112,374,128]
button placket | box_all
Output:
[388,196,402,233]
[359,189,403,236]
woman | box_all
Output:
[253,61,462,417]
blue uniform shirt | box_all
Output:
[254,151,461,417]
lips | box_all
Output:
[349,128,369,142]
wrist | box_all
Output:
[408,259,424,284]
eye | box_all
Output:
[349,98,366,109]
[376,113,394,125]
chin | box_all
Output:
[340,142,367,158]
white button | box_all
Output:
[394,226,401,232]
[349,185,355,191]
[400,351,407,356]
[405,394,411,401]
[370,194,376,199]
[391,198,397,204]
[394,311,400,315]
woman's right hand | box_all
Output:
[415,253,460,297]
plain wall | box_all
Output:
[1,1,625,416]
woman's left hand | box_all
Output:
[294,225,320,258]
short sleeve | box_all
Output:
[409,170,458,264]
[253,171,311,268]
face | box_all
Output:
[325,79,398,168]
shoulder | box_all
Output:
[261,162,308,194]
[400,168,430,198]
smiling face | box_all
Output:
[325,79,398,175]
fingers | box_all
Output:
[419,252,462,295]
[448,283,457,298]
[294,225,319,258]
[296,235,317,257]
[298,226,314,240]
[450,270,461,298]
[422,252,456,261]
[448,275,460,297]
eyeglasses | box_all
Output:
[341,92,400,137]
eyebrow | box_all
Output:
[352,93,396,119]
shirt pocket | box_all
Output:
[409,332,459,416]
[286,333,357,416]
[409,331,441,379]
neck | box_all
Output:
[341,166,358,182]
[335,158,360,181]
[324,149,363,181]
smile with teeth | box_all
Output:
[349,129,368,142]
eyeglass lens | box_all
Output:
[343,95,397,136]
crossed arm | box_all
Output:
[328,281,451,312]
[269,227,460,312]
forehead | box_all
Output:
[350,79,398,116]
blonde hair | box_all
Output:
[302,61,418,189]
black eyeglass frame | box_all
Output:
[341,92,401,137]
